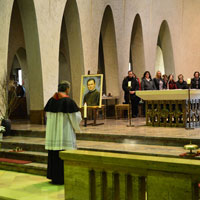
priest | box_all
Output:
[44,81,82,184]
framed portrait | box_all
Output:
[80,74,103,108]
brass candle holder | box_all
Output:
[184,141,198,155]
[84,118,87,127]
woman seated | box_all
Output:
[168,74,177,89]
[141,71,156,90]
[133,72,141,90]
[153,70,166,90]
[191,71,200,89]
[162,74,168,88]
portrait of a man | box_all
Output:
[80,74,103,107]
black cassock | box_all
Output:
[44,94,80,184]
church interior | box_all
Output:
[1,0,200,199]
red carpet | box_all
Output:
[0,158,32,164]
[179,152,200,158]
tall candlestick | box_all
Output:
[128,81,131,87]
[84,102,87,118]
[187,78,191,85]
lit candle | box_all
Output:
[128,81,131,87]
[187,78,191,85]
[84,102,87,118]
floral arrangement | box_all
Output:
[0,125,5,133]
[0,76,19,119]
[0,116,5,133]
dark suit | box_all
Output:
[176,81,188,89]
[191,78,200,89]
[122,76,139,117]
[83,89,100,106]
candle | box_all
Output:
[128,81,131,87]
[84,102,87,118]
[187,78,191,85]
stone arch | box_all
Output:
[59,51,72,94]
[129,14,145,79]
[15,47,30,116]
[7,0,43,123]
[98,5,119,96]
[98,34,106,94]
[59,0,84,103]
[155,45,165,74]
[155,20,175,76]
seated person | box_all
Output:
[191,71,200,89]
[141,71,156,90]
[176,74,188,89]
[83,78,100,106]
[153,70,166,90]
[162,74,168,88]
[168,74,177,89]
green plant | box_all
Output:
[0,125,5,133]
[0,76,19,119]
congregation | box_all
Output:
[122,70,200,117]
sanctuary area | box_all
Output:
[1,0,200,200]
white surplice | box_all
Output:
[45,111,82,150]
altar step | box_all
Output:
[10,129,200,147]
[0,138,188,159]
[0,134,199,176]
[0,161,46,176]
[0,148,47,163]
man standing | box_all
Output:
[122,71,139,117]
[83,78,100,106]
[44,81,82,184]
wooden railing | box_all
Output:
[60,150,200,200]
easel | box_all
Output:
[82,106,105,126]
[83,70,104,126]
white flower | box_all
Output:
[0,126,5,133]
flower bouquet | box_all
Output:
[0,124,5,140]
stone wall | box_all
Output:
[0,0,200,123]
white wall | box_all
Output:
[1,0,200,122]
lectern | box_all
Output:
[136,89,200,128]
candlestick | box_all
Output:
[127,87,134,127]
[84,102,87,118]
[185,81,194,130]
[187,78,191,85]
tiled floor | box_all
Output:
[1,136,188,157]
[0,170,64,200]
[0,119,199,200]
[11,118,200,139]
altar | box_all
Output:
[136,89,200,128]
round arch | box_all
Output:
[129,14,145,79]
[155,20,175,76]
[15,47,30,116]
[59,0,84,103]
[155,45,165,74]
[7,0,44,123]
[98,5,119,96]
[59,51,72,91]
